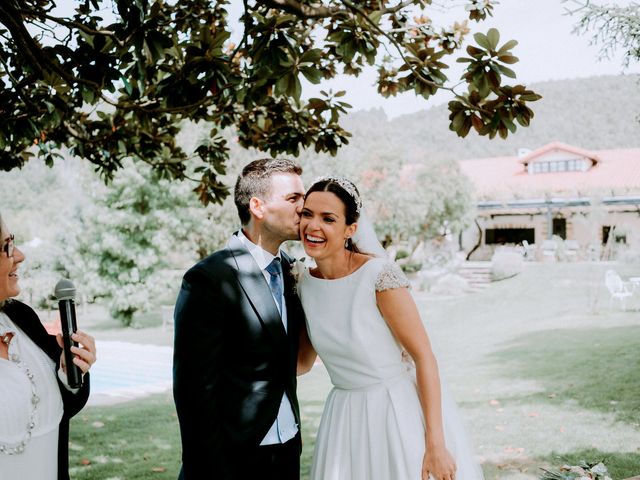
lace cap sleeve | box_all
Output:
[375,261,410,292]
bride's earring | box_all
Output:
[344,237,350,249]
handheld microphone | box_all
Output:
[54,279,83,389]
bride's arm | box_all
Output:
[297,322,317,376]
[377,287,457,480]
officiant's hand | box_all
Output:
[422,444,456,480]
[56,329,97,375]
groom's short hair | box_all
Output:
[234,158,303,225]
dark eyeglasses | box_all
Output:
[2,234,15,258]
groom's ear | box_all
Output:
[249,197,265,220]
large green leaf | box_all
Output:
[497,39,519,55]
[486,28,500,50]
[473,32,491,50]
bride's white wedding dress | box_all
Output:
[297,257,484,480]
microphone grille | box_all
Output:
[54,279,76,301]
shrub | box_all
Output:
[401,261,423,273]
[395,249,410,260]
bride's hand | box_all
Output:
[422,444,456,480]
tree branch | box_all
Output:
[1,3,219,120]
[340,0,450,92]
[566,0,640,66]
[380,0,417,14]
[0,55,37,110]
[0,2,108,93]
[17,8,125,47]
[0,3,46,77]
[340,0,494,114]
[228,0,251,62]
[256,0,344,18]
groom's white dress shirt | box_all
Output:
[237,230,299,445]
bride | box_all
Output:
[296,176,484,480]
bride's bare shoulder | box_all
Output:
[309,266,323,279]
[354,252,378,267]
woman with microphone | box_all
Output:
[0,212,97,479]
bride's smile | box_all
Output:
[304,234,325,245]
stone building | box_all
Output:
[458,142,640,261]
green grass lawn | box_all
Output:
[68,261,640,479]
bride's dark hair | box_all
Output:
[305,177,362,253]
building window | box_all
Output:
[553,218,566,240]
[602,226,627,245]
[485,228,535,245]
[528,157,590,174]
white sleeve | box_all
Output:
[374,261,410,292]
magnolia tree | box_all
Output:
[0,0,540,205]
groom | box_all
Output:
[173,158,306,480]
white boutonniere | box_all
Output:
[290,257,307,294]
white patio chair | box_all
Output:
[604,270,633,311]
[564,240,580,261]
[541,239,557,262]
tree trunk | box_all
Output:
[465,219,482,261]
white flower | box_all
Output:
[290,257,308,293]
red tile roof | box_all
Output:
[518,141,600,165]
[458,143,640,200]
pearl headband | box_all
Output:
[310,175,362,215]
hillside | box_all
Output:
[340,74,640,165]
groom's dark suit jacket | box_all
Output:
[173,233,305,479]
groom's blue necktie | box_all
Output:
[265,257,284,318]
